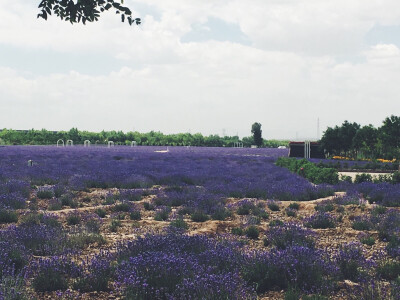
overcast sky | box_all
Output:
[1,0,400,139]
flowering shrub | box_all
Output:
[243,246,337,294]
[31,256,80,292]
[335,242,372,282]
[266,222,316,249]
[115,233,255,299]
[305,212,336,229]
[73,253,114,292]
[36,186,54,199]
[352,216,374,231]
[0,192,26,210]
[314,200,335,212]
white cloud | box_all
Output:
[1,0,400,139]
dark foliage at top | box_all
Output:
[37,0,141,25]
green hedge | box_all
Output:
[276,158,338,184]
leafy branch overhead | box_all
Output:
[37,0,141,25]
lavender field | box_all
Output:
[1,146,400,299]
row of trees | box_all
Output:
[0,128,288,148]
[320,115,400,159]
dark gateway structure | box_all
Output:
[288,142,325,159]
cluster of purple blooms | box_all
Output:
[1,146,400,298]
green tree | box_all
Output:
[251,122,263,147]
[338,120,360,156]
[379,115,400,158]
[37,0,141,25]
[352,125,378,158]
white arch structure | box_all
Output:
[56,139,64,147]
[66,140,73,146]
[131,141,137,147]
[84,140,91,147]
[108,141,114,148]
[233,142,243,148]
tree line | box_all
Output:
[320,115,400,159]
[0,128,288,148]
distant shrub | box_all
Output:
[377,259,400,280]
[269,219,284,227]
[113,202,131,212]
[266,223,315,249]
[371,205,387,216]
[392,171,400,184]
[360,235,375,246]
[354,173,373,184]
[109,219,122,232]
[191,211,209,222]
[340,174,352,183]
[129,210,141,221]
[177,206,193,216]
[377,209,400,241]
[305,212,336,229]
[267,201,280,211]
[32,257,79,292]
[73,254,113,292]
[0,209,18,223]
[48,198,62,211]
[143,202,154,211]
[315,200,335,212]
[351,216,373,231]
[66,213,81,226]
[231,227,244,236]
[60,193,78,208]
[169,217,188,230]
[119,189,144,202]
[288,202,300,210]
[245,226,259,240]
[285,208,297,217]
[0,192,26,209]
[36,187,54,199]
[243,246,335,294]
[336,242,370,282]
[211,207,231,220]
[154,206,171,221]
[236,200,255,215]
[95,208,107,218]
[68,233,106,249]
[276,157,338,184]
